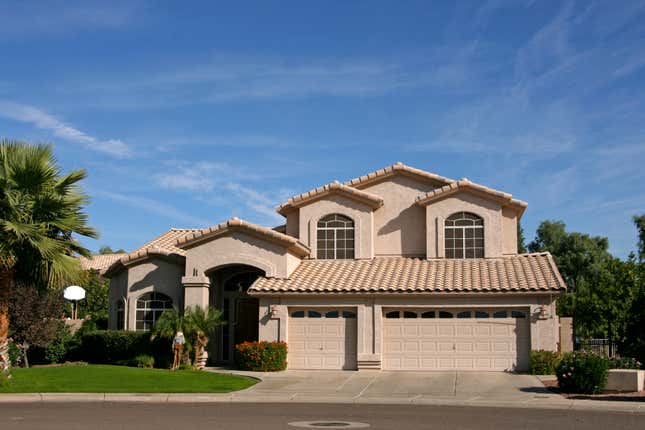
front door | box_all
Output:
[234,298,259,345]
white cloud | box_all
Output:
[223,182,283,223]
[0,100,131,157]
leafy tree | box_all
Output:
[152,306,224,367]
[0,140,97,374]
[98,245,125,254]
[77,270,110,329]
[9,285,65,367]
[634,214,645,262]
[517,222,527,253]
[528,220,611,292]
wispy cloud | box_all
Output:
[94,190,210,227]
[223,182,283,223]
[0,1,140,38]
[0,100,131,157]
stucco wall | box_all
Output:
[184,231,299,279]
[109,258,185,331]
[286,211,299,238]
[425,193,505,258]
[502,206,519,255]
[108,271,127,330]
[360,175,436,257]
[258,294,560,370]
[297,194,375,259]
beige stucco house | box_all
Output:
[105,163,566,372]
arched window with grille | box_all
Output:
[445,212,484,258]
[135,292,173,331]
[317,214,355,259]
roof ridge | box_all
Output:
[277,181,384,215]
[344,162,454,189]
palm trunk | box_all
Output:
[0,269,12,375]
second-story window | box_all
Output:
[445,212,484,258]
[317,214,354,259]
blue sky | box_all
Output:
[1,0,644,257]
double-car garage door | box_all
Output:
[288,307,530,371]
[383,308,530,371]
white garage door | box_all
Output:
[383,309,530,371]
[288,308,357,370]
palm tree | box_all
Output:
[152,306,224,369]
[185,306,224,368]
[0,140,97,374]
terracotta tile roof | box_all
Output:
[175,217,310,257]
[79,253,126,274]
[416,178,528,216]
[249,253,566,294]
[104,228,200,276]
[138,228,201,256]
[277,181,384,215]
[345,162,454,189]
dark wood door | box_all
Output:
[234,298,259,345]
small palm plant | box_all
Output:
[152,306,224,369]
[185,306,224,368]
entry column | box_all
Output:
[182,276,210,309]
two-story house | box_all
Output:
[106,163,566,372]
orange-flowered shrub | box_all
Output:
[235,341,287,372]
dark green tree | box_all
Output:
[517,222,527,253]
[98,245,125,254]
[633,214,645,262]
[77,270,109,329]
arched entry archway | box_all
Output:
[207,264,264,363]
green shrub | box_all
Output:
[132,354,155,368]
[609,357,642,369]
[235,341,287,372]
[556,351,610,394]
[29,326,75,365]
[77,331,172,367]
[177,363,195,371]
[8,340,22,367]
[530,350,562,375]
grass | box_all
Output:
[0,365,257,393]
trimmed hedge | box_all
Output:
[529,350,562,375]
[609,356,642,370]
[235,341,287,372]
[556,351,610,394]
[76,331,172,368]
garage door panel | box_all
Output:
[383,308,530,371]
[289,308,357,370]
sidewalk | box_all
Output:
[1,369,643,413]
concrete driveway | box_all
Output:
[216,370,568,406]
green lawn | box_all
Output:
[1,365,257,393]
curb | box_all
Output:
[0,393,643,413]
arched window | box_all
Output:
[445,212,484,258]
[135,292,173,331]
[116,299,125,330]
[317,214,355,259]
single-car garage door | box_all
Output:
[383,309,530,371]
[288,308,357,370]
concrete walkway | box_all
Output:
[0,369,643,413]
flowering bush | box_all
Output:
[235,341,287,372]
[609,357,642,369]
[530,350,562,375]
[555,351,610,394]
